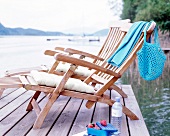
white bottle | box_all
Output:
[111,97,122,134]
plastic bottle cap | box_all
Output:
[115,97,120,102]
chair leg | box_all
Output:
[109,85,128,98]
[122,105,139,120]
[33,92,59,129]
[86,100,95,109]
[26,91,41,111]
[0,88,5,98]
[86,98,139,120]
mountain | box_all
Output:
[0,23,108,36]
[0,23,10,35]
[0,23,64,36]
[63,26,99,35]
[93,29,109,36]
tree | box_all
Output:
[134,0,170,33]
[108,0,170,33]
[108,0,123,19]
[120,0,141,22]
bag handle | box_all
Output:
[153,26,160,44]
[144,22,159,45]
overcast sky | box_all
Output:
[0,0,120,33]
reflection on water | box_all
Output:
[122,54,170,136]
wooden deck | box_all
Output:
[0,85,149,136]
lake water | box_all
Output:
[0,36,169,136]
[0,36,103,77]
[122,59,170,136]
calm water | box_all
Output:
[122,59,170,136]
[0,36,169,135]
[0,36,103,77]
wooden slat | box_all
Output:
[0,88,5,98]
[64,48,104,61]
[0,85,150,136]
[8,96,49,135]
[109,19,131,27]
[47,98,83,136]
[68,100,95,135]
[0,89,34,121]
[0,88,17,99]
[110,84,128,98]
[5,66,48,77]
[0,88,27,109]
[26,96,70,135]
[91,74,107,84]
[111,85,129,136]
[48,61,60,74]
[7,95,70,136]
[26,76,38,85]
[26,96,69,136]
[0,92,45,136]
[0,77,23,88]
[61,90,114,106]
[31,99,41,116]
[120,84,135,96]
[92,90,110,123]
[55,47,65,51]
[60,90,98,102]
[19,75,29,84]
[54,53,121,78]
[24,84,55,93]
[122,85,150,136]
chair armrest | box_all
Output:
[45,46,69,56]
[54,53,121,78]
[64,48,104,61]
[5,65,48,77]
[44,50,62,56]
[55,47,65,51]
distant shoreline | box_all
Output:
[0,23,108,36]
[0,36,102,77]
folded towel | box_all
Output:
[107,21,149,67]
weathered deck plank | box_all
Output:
[92,90,110,123]
[0,88,26,109]
[27,95,70,136]
[68,100,95,135]
[0,89,34,122]
[0,88,17,99]
[122,85,150,136]
[0,85,149,136]
[48,98,83,136]
[0,93,45,136]
[111,85,129,136]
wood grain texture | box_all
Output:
[0,85,150,136]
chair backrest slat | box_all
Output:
[92,21,156,83]
[93,20,131,66]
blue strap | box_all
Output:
[107,21,149,67]
[144,23,159,47]
[144,22,152,43]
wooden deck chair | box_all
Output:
[44,19,131,79]
[3,19,131,98]
[43,19,131,98]
[0,21,156,129]
[4,19,130,78]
